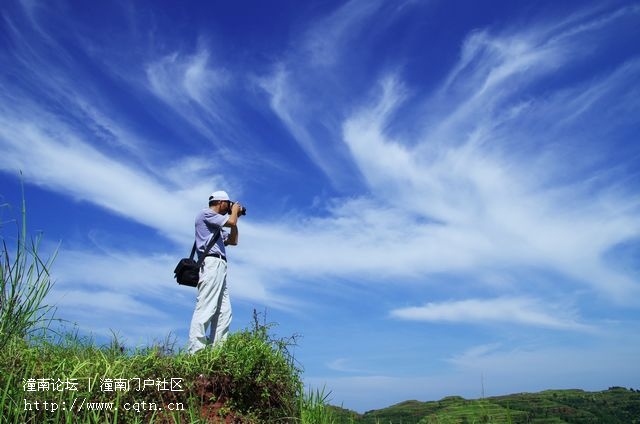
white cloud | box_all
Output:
[326,358,370,374]
[146,47,229,109]
[144,46,235,145]
[257,0,415,188]
[54,290,167,318]
[303,0,386,67]
[51,243,292,306]
[333,9,640,302]
[0,118,201,244]
[258,66,327,174]
[390,297,592,331]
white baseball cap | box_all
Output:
[209,190,230,202]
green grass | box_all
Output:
[1,195,338,423]
[1,188,58,351]
[300,386,340,424]
[1,323,312,423]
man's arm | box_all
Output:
[223,202,241,245]
[225,225,238,246]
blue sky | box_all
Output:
[1,0,639,413]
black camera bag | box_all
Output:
[174,226,221,287]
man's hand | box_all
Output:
[225,201,242,228]
[231,202,243,216]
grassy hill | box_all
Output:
[330,387,640,424]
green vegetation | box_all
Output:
[0,198,338,423]
[1,323,312,423]
[330,388,640,424]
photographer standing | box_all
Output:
[188,190,243,354]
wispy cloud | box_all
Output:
[257,0,415,189]
[302,0,387,67]
[0,6,233,243]
[0,116,202,244]
[336,6,640,303]
[390,297,592,331]
[326,358,370,374]
[146,45,232,130]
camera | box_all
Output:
[229,201,247,216]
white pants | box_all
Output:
[188,257,232,353]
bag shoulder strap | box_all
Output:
[193,225,222,267]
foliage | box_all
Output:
[189,310,304,421]
[300,387,338,424]
[0,315,337,423]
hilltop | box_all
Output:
[329,387,640,423]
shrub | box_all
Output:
[190,311,303,422]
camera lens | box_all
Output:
[229,201,247,216]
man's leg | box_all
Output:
[212,279,232,346]
[188,258,227,353]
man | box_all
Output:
[188,190,243,353]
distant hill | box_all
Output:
[329,387,640,423]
